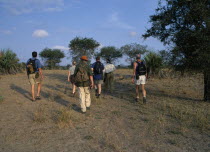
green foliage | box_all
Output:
[0,95,4,103]
[96,46,122,63]
[143,0,210,71]
[120,43,148,66]
[159,50,172,67]
[39,48,65,69]
[0,49,20,74]
[69,37,100,62]
[144,52,163,75]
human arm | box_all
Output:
[89,75,94,88]
[132,62,137,83]
[38,68,44,80]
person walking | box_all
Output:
[26,51,44,102]
[91,57,104,98]
[68,61,77,96]
[104,58,116,93]
[74,56,94,113]
[132,55,147,103]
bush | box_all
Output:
[0,49,21,74]
[144,52,163,75]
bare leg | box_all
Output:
[37,83,42,97]
[72,84,76,93]
[31,84,35,100]
[136,85,139,98]
[98,84,102,94]
[141,84,146,97]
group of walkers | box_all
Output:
[26,51,147,114]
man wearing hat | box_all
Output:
[74,56,94,113]
[132,54,147,103]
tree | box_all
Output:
[144,52,163,75]
[159,50,172,67]
[96,46,122,63]
[0,49,20,74]
[69,37,100,62]
[120,43,148,67]
[39,48,65,69]
[143,0,210,101]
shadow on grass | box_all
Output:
[10,84,31,101]
[108,76,202,103]
[45,73,67,83]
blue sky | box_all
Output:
[0,0,166,65]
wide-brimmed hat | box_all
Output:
[80,56,88,61]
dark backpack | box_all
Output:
[27,59,37,74]
[74,63,89,83]
[94,62,103,74]
[136,61,146,75]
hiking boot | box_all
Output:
[97,94,101,98]
[95,89,98,96]
[143,97,147,104]
[36,96,41,100]
[135,98,139,102]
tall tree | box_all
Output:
[143,0,210,101]
[39,48,65,69]
[120,43,148,66]
[69,37,100,62]
[96,46,122,63]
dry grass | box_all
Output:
[53,107,81,129]
[0,69,209,152]
[33,105,47,123]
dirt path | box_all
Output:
[0,70,209,152]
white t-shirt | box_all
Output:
[105,63,116,73]
[69,65,76,75]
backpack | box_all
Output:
[27,59,37,74]
[94,62,103,74]
[74,64,89,83]
[136,61,146,75]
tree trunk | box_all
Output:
[204,69,210,102]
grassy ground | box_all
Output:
[0,69,209,152]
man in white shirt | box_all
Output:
[68,61,76,96]
[104,59,116,93]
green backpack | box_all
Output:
[74,64,89,83]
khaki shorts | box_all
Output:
[94,80,103,85]
[135,75,146,85]
[28,73,42,85]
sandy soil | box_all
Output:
[0,69,209,152]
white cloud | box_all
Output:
[32,29,49,38]
[0,30,12,35]
[0,0,64,15]
[52,45,69,51]
[107,12,135,30]
[129,31,137,37]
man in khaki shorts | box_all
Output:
[132,55,147,103]
[26,51,44,101]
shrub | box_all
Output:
[144,52,163,75]
[0,49,21,74]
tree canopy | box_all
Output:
[143,0,210,71]
[120,43,148,66]
[96,46,122,63]
[39,48,65,69]
[69,37,100,62]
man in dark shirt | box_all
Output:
[91,57,104,98]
